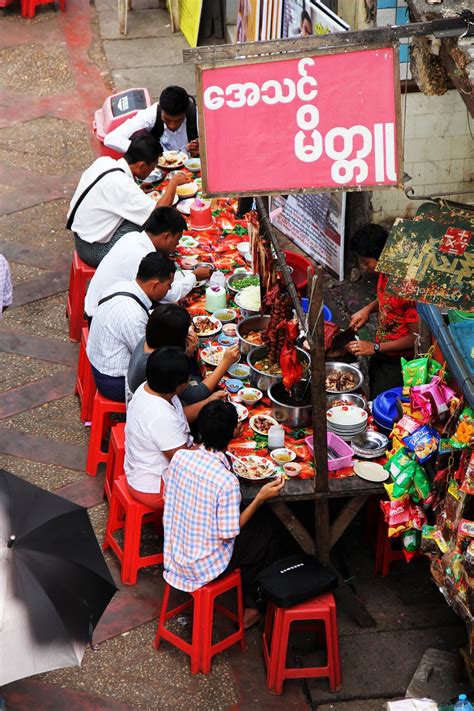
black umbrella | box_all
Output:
[0,469,117,686]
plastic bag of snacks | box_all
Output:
[384,448,413,477]
[403,425,441,463]
[392,414,422,440]
[450,407,474,449]
[401,529,421,562]
[401,356,429,394]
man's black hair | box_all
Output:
[351,224,389,260]
[159,86,190,116]
[143,207,187,237]
[136,251,176,282]
[146,347,190,394]
[198,401,238,452]
[124,134,162,164]
[146,303,190,350]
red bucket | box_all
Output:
[283,250,315,294]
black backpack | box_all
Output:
[256,554,338,608]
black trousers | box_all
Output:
[368,353,403,400]
[223,507,278,609]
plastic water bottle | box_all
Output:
[454,694,473,710]
[268,424,285,451]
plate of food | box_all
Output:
[232,455,275,481]
[158,150,188,169]
[149,189,178,206]
[233,403,249,422]
[201,345,226,367]
[249,414,278,436]
[193,315,222,338]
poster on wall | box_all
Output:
[236,0,261,42]
[282,0,349,38]
[270,193,346,280]
[178,0,203,48]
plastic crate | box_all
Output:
[305,432,354,471]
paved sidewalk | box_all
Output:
[0,2,466,709]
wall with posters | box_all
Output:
[270,192,346,280]
[282,0,349,38]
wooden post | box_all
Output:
[169,0,179,32]
[309,270,330,563]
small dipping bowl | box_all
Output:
[213,308,237,323]
[283,462,302,477]
[239,387,263,407]
[218,334,237,347]
[270,448,296,465]
[226,379,244,394]
[227,363,250,380]
[237,242,250,257]
[184,158,201,173]
[223,323,237,337]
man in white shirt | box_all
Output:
[104,86,199,157]
[68,134,187,267]
[87,251,175,402]
[84,207,212,318]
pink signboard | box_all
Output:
[197,45,402,197]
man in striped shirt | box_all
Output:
[163,400,284,629]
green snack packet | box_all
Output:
[384,447,413,477]
[401,356,429,393]
[392,461,417,498]
[427,357,444,380]
[413,463,431,500]
[401,529,421,559]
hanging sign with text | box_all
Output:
[197,45,402,197]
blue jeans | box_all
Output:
[91,364,126,403]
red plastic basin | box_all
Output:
[283,250,315,295]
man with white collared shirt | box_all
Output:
[68,134,187,268]
[84,208,213,318]
[104,86,199,157]
[86,251,175,403]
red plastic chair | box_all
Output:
[85,391,126,477]
[262,592,341,695]
[103,476,163,585]
[154,570,245,674]
[66,251,95,342]
[104,423,126,502]
[21,0,65,19]
[75,327,97,424]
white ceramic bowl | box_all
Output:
[270,448,296,465]
[326,405,368,427]
[227,363,251,379]
[238,387,263,407]
[237,242,250,257]
[184,158,201,173]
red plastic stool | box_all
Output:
[262,592,341,695]
[104,423,126,501]
[154,570,245,674]
[75,327,97,424]
[21,0,65,19]
[103,476,163,585]
[85,391,126,477]
[66,251,95,342]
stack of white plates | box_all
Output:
[351,431,389,459]
[326,405,368,442]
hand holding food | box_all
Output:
[209,390,228,402]
[169,172,190,187]
[223,345,241,366]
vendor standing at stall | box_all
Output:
[347,224,419,400]
[104,85,199,157]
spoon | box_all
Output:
[225,450,248,470]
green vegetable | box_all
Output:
[233,275,260,290]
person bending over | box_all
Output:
[104,85,199,157]
[164,400,285,629]
[347,224,418,399]
[87,252,175,402]
[127,303,239,417]
[68,134,187,267]
[84,208,212,317]
[125,347,195,508]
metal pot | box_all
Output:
[268,381,313,428]
[247,345,310,393]
[226,271,256,298]
[326,392,366,409]
[236,315,270,355]
[325,362,364,394]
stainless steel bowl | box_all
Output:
[247,346,310,393]
[234,292,261,320]
[326,393,366,409]
[236,315,270,355]
[226,271,257,298]
[351,431,389,452]
[268,381,312,428]
[325,362,364,394]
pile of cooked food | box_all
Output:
[194,316,218,335]
[325,371,357,392]
[254,357,282,375]
[244,330,266,346]
[252,415,274,434]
